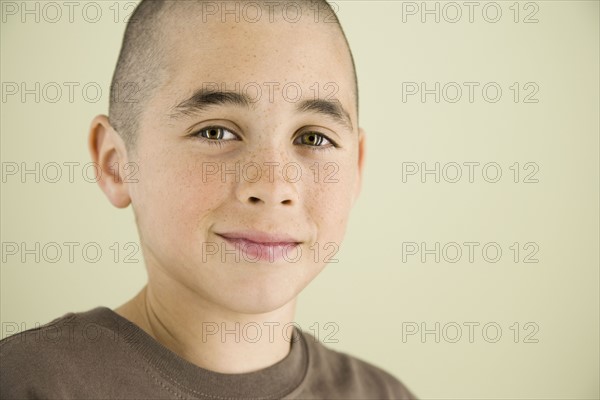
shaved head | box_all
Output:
[108,0,359,149]
[91,0,366,320]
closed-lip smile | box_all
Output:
[214,230,302,263]
[215,230,302,245]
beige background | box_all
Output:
[1,1,598,398]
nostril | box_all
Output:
[249,197,261,204]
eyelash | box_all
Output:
[190,125,339,152]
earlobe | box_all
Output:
[88,115,132,208]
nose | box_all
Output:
[234,159,300,207]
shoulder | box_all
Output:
[0,307,124,398]
[0,307,121,359]
[295,329,418,399]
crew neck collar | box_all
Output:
[80,306,309,399]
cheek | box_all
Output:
[305,160,357,241]
[130,153,229,248]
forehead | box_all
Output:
[155,7,355,116]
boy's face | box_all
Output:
[123,9,364,314]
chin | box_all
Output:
[215,287,298,315]
[176,247,323,314]
[203,272,305,315]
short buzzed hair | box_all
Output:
[108,0,359,149]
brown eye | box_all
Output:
[301,132,324,146]
[298,131,334,148]
[195,126,238,142]
[206,128,221,139]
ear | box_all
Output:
[88,115,132,208]
[352,127,366,205]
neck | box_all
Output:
[114,284,297,374]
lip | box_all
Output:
[215,230,302,245]
[214,230,302,263]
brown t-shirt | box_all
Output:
[0,307,417,399]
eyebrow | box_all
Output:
[169,89,252,118]
[296,98,354,132]
[168,88,354,131]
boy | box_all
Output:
[1,1,417,398]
